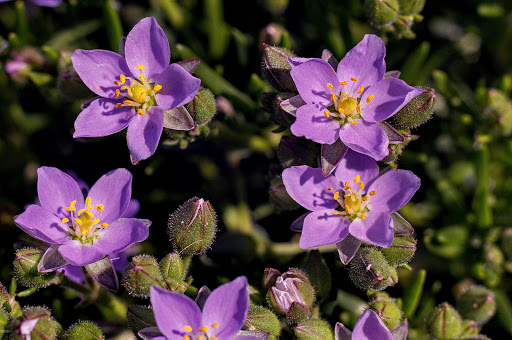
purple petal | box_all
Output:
[61,265,86,284]
[87,168,132,224]
[138,327,166,340]
[336,235,362,265]
[334,322,352,340]
[124,17,170,80]
[14,204,70,244]
[333,149,379,189]
[31,0,61,6]
[349,212,394,248]
[177,58,200,74]
[366,170,421,213]
[93,218,149,255]
[282,166,340,212]
[155,64,201,110]
[300,210,350,248]
[126,106,164,160]
[37,167,84,219]
[287,57,317,67]
[71,49,131,98]
[291,104,341,145]
[121,199,140,218]
[361,79,423,122]
[352,310,394,340]
[58,240,107,266]
[150,285,202,338]
[73,97,135,138]
[202,276,249,338]
[336,34,386,90]
[290,59,340,106]
[339,119,389,161]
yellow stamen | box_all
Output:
[115,103,123,109]
[153,84,162,92]
[359,182,365,190]
[130,80,137,88]
[358,85,364,94]
[323,110,330,118]
[369,190,376,196]
[115,89,120,98]
[123,100,134,105]
[331,93,336,102]
[74,218,83,227]
[361,213,366,220]
[199,326,208,332]
[363,196,370,201]
[184,326,192,332]
[61,218,69,224]
[344,181,350,190]
[138,91,147,103]
[345,205,351,214]
[85,197,92,206]
[183,336,190,340]
[354,175,360,183]
[101,222,109,228]
[138,109,145,115]
[120,74,126,84]
[136,64,145,70]
[77,209,86,216]
[332,210,340,215]
[66,201,77,212]
[356,105,361,114]
[95,205,104,211]
[92,218,100,225]
[351,77,358,82]
[351,121,358,125]
[84,210,94,219]
[114,81,120,86]
[333,191,339,200]
[327,83,333,89]
[366,94,374,103]
[140,73,146,83]
[212,323,219,328]
[338,107,344,114]
[340,81,348,85]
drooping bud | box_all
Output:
[425,302,462,340]
[458,320,481,338]
[123,255,164,298]
[186,87,216,127]
[168,197,217,255]
[369,298,403,329]
[302,250,332,301]
[456,285,496,325]
[159,251,185,281]
[293,319,334,340]
[349,247,396,291]
[364,0,400,28]
[269,175,300,211]
[13,248,58,288]
[243,305,281,337]
[388,87,436,129]
[65,321,105,340]
[127,305,157,336]
[380,235,417,265]
[261,44,297,92]
[399,0,426,15]
[9,306,58,340]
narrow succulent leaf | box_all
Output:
[402,269,426,318]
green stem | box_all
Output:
[472,140,493,228]
[402,269,426,319]
[14,0,28,47]
[102,0,123,52]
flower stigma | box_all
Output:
[61,197,108,243]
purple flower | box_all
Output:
[335,309,394,340]
[286,34,422,160]
[282,149,420,251]
[0,0,61,7]
[71,17,201,161]
[14,167,149,268]
[145,276,251,340]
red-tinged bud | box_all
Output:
[425,302,462,340]
[293,319,334,339]
[364,0,400,28]
[13,248,58,288]
[8,306,58,340]
[243,305,281,337]
[456,285,496,325]
[261,44,297,92]
[123,254,164,298]
[349,247,397,291]
[389,87,436,129]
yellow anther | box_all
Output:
[120,74,126,84]
[338,107,344,114]
[74,218,83,227]
[77,209,86,216]
[130,80,137,88]
[138,91,147,103]
[358,86,364,94]
[354,175,360,183]
[95,205,104,211]
[333,191,339,200]
[153,84,162,92]
[359,182,365,190]
[328,187,333,191]
[327,83,333,89]
[115,103,123,108]
[332,210,340,215]
[115,89,120,98]
[61,218,69,224]
[361,213,366,220]
[136,64,145,70]
[344,193,351,198]
[199,326,208,332]
[92,218,100,225]
[369,190,376,196]
[85,197,92,206]
[323,110,330,118]
[84,210,94,219]
[101,222,109,228]
[114,81,121,86]
[123,100,134,105]
[140,73,146,83]
[366,94,374,103]
[344,181,350,190]
[356,105,361,114]
[184,326,192,332]
[363,196,370,201]
[331,93,336,102]
[351,77,358,82]
[138,109,145,115]
[212,323,219,328]
[183,336,190,340]
[66,200,77,212]
[340,81,348,85]
[351,121,358,125]
[345,205,351,214]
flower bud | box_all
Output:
[399,0,425,15]
[159,251,185,281]
[244,305,281,337]
[302,250,332,301]
[263,268,282,291]
[460,335,491,340]
[388,87,436,129]
[364,0,400,28]
[349,247,396,291]
[380,235,417,265]
[261,44,297,92]
[458,320,480,337]
[369,299,403,329]
[425,302,462,340]
[123,255,164,298]
[65,321,105,340]
[456,285,496,325]
[185,87,216,127]
[168,197,217,255]
[127,305,156,335]
[269,175,300,211]
[259,23,287,47]
[293,319,334,340]
[162,278,188,293]
[13,248,57,288]
[9,306,57,340]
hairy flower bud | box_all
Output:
[0,307,7,335]
[9,306,58,340]
[261,44,297,92]
[293,319,334,340]
[269,175,300,211]
[302,250,332,301]
[364,0,400,28]
[186,87,216,127]
[399,0,426,15]
[123,255,164,298]
[159,251,185,281]
[380,235,417,265]
[389,87,435,129]
[456,285,496,325]
[425,302,462,340]
[65,321,105,340]
[244,305,281,337]
[168,197,217,255]
[13,248,57,288]
[458,320,481,338]
[349,247,397,291]
[369,298,403,329]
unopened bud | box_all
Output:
[159,251,185,281]
[65,321,105,340]
[13,248,57,288]
[364,0,400,28]
[244,305,281,337]
[9,306,57,340]
[186,87,216,127]
[389,87,435,129]
[127,305,156,335]
[349,247,396,291]
[123,255,164,298]
[293,319,334,340]
[269,175,300,211]
[380,235,417,265]
[261,44,297,92]
[263,268,282,291]
[458,319,480,337]
[302,250,332,300]
[399,0,425,15]
[259,23,286,47]
[369,299,403,329]
[460,335,491,340]
[168,197,217,255]
[456,285,496,325]
[425,302,462,340]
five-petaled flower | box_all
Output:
[335,309,396,340]
[143,276,251,340]
[14,167,149,268]
[282,149,420,251]
[286,34,422,161]
[71,16,201,161]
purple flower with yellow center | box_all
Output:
[282,149,420,256]
[335,309,395,340]
[287,34,422,160]
[13,167,149,269]
[71,16,201,161]
[142,276,252,340]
